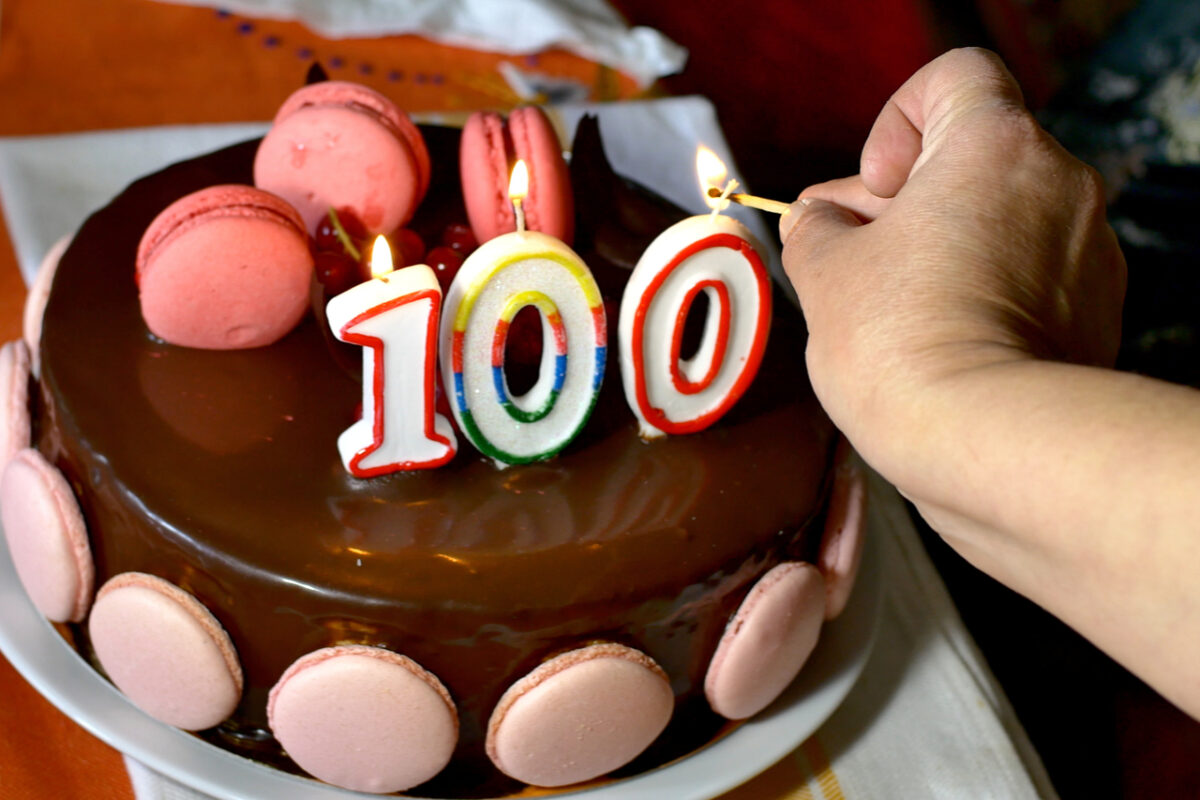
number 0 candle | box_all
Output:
[618,147,772,439]
[440,161,605,466]
[439,230,606,467]
[326,236,457,476]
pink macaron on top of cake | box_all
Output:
[460,106,574,246]
[137,184,313,350]
[254,81,430,235]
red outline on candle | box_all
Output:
[670,279,730,395]
[630,232,771,435]
[338,287,457,476]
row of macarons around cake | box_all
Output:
[1,247,867,792]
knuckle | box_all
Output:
[1073,161,1109,214]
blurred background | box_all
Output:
[2,0,1198,796]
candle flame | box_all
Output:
[509,159,529,201]
[696,145,728,209]
[369,235,393,278]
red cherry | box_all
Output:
[335,208,369,240]
[426,246,465,291]
[440,223,478,254]
[313,251,365,297]
[392,228,426,267]
[314,209,366,261]
[313,216,342,253]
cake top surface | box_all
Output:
[38,123,832,613]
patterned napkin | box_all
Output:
[155,0,688,88]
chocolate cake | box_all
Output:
[19,118,847,796]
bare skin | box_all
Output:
[780,48,1200,719]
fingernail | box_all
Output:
[779,198,812,242]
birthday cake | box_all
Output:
[2,83,865,797]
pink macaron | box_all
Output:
[254,80,430,235]
[704,562,826,720]
[268,645,458,794]
[460,106,574,246]
[24,234,71,376]
[0,340,31,463]
[819,437,868,620]
[136,185,313,350]
[486,643,673,787]
[0,448,93,623]
[89,572,243,731]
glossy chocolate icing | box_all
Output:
[35,122,835,796]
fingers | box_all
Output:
[779,198,864,295]
[860,100,921,199]
[860,48,1026,198]
[800,175,892,222]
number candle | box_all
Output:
[617,147,772,439]
[439,162,606,467]
[326,236,457,476]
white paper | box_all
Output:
[157,0,687,87]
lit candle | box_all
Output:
[326,236,457,476]
[510,159,529,233]
[439,163,606,467]
[617,146,772,439]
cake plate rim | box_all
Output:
[0,512,881,800]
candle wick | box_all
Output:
[709,179,739,221]
[513,197,526,233]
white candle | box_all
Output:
[326,236,457,476]
[617,147,772,439]
[439,164,605,467]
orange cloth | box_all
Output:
[0,651,133,799]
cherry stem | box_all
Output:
[326,209,362,261]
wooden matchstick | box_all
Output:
[707,186,791,215]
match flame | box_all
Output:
[509,159,529,202]
[369,235,393,278]
[696,145,728,209]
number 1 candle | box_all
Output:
[618,147,772,440]
[326,236,457,476]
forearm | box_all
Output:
[865,359,1200,716]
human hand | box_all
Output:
[779,48,1126,475]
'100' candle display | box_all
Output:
[327,151,772,475]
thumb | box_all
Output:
[779,197,863,265]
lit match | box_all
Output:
[706,186,791,215]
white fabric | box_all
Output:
[0,99,1057,800]
[156,0,688,88]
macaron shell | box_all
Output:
[0,340,31,463]
[486,643,673,787]
[23,234,70,376]
[819,438,868,620]
[510,106,573,244]
[704,562,826,720]
[270,81,430,198]
[256,81,427,234]
[268,645,458,794]
[0,448,93,623]
[460,111,513,243]
[460,107,573,245]
[137,186,312,350]
[89,572,243,731]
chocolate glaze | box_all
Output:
[36,123,835,797]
